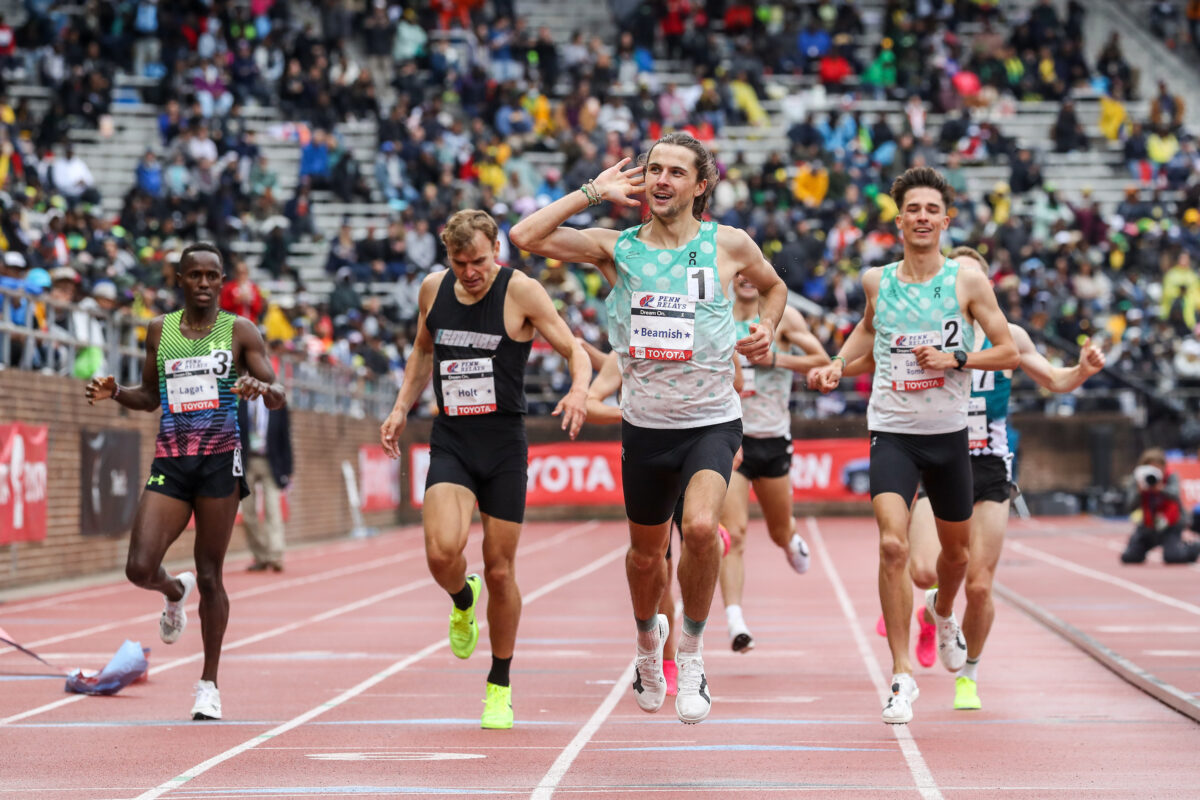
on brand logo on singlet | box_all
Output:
[165,351,230,413]
[629,292,695,360]
[440,357,497,416]
[435,329,502,350]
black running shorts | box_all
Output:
[869,429,973,523]
[971,454,1011,504]
[426,415,528,523]
[146,449,250,502]
[736,435,792,481]
[621,418,743,526]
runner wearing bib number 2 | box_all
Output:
[510,132,788,724]
[85,243,286,721]
[808,168,1019,725]
[379,210,590,731]
[720,277,830,654]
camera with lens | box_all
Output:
[1134,464,1163,491]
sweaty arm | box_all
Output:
[85,317,163,411]
[808,268,880,391]
[585,351,624,425]
[733,242,788,361]
[233,318,286,409]
[380,276,440,458]
[962,269,1019,371]
[515,274,590,438]
[1012,324,1106,392]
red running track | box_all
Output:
[1,515,1197,799]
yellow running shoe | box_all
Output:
[448,574,481,659]
[954,676,981,710]
[481,682,513,729]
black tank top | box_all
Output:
[426,267,532,417]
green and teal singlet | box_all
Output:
[734,316,791,439]
[605,220,739,429]
[155,310,241,457]
[868,259,974,434]
[968,335,1012,458]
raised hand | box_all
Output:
[591,157,647,208]
[1079,338,1107,376]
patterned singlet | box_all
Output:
[605,220,740,429]
[867,259,974,435]
[155,310,241,457]
[968,335,1013,459]
[735,316,791,439]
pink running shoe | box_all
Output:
[915,608,937,668]
[663,659,678,696]
[718,525,731,557]
[875,613,887,637]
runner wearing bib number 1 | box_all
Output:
[720,277,831,654]
[85,243,287,721]
[379,210,590,731]
[510,132,788,724]
[808,168,1019,725]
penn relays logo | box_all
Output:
[639,295,655,307]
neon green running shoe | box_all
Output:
[448,574,481,659]
[481,682,513,729]
[954,676,981,710]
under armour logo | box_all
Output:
[871,436,878,447]
[147,474,165,486]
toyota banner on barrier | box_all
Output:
[0,423,49,544]
[408,438,872,508]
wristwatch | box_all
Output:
[952,350,968,370]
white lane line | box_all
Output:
[129,526,622,800]
[806,517,943,800]
[1006,540,1200,616]
[2,522,599,726]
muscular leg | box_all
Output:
[479,513,522,660]
[192,489,240,685]
[660,554,678,661]
[931,516,971,618]
[676,470,728,623]
[961,499,1009,661]
[753,474,795,551]
[717,471,751,608]
[422,483,478,594]
[627,519,671,621]
[874,492,914,677]
[907,497,940,591]
[125,491,195,601]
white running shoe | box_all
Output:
[632,614,669,713]
[786,532,810,574]
[675,650,711,724]
[160,571,196,644]
[881,673,919,724]
[730,627,755,653]
[191,679,221,720]
[925,588,967,672]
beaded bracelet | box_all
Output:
[580,181,602,207]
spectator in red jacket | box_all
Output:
[219,258,265,322]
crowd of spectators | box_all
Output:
[0,0,1199,420]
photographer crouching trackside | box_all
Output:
[1120,449,1200,565]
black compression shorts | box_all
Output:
[146,449,250,502]
[736,436,792,481]
[869,429,973,523]
[621,418,742,526]
[426,416,528,523]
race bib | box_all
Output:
[739,354,756,397]
[889,331,944,391]
[440,357,497,416]
[968,396,988,449]
[164,353,228,413]
[629,292,695,361]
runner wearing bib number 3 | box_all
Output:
[808,168,1019,725]
[379,210,590,731]
[510,132,788,724]
[85,243,287,722]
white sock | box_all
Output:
[725,604,745,631]
[957,657,980,682]
[636,627,659,654]
[678,631,702,656]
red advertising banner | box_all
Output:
[1167,456,1200,511]
[408,437,871,508]
[410,441,624,508]
[0,424,49,543]
[359,444,401,512]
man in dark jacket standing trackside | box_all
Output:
[238,394,293,572]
